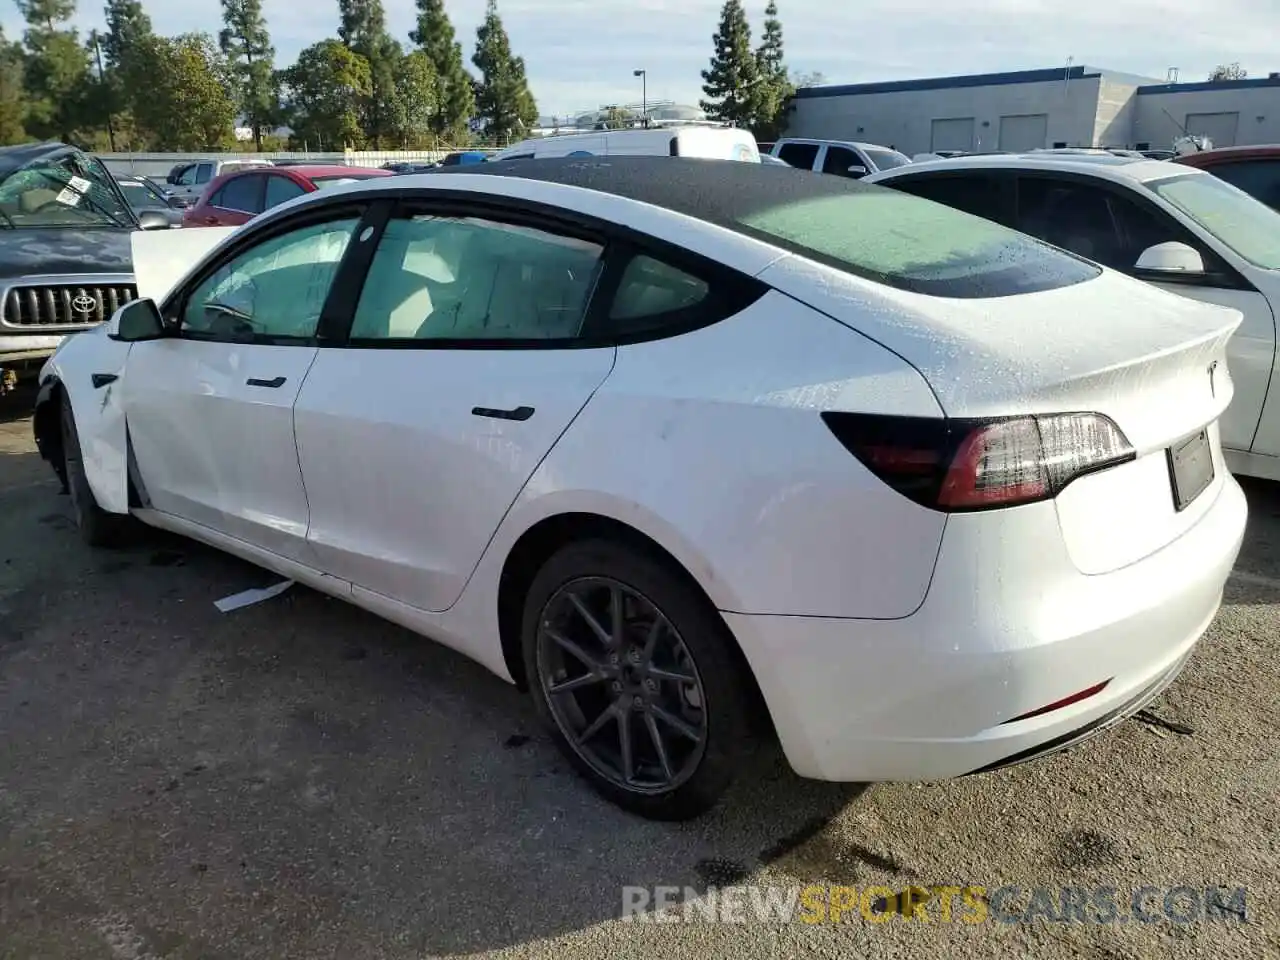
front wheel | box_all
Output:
[522,539,756,820]
[60,394,132,548]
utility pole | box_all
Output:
[90,32,117,151]
[634,69,647,127]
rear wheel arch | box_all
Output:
[495,511,776,742]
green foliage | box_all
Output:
[280,38,371,149]
[0,28,26,144]
[411,0,474,142]
[101,0,152,70]
[338,0,404,147]
[750,0,792,139]
[220,0,277,148]
[699,0,759,127]
[17,0,92,142]
[472,0,536,143]
[395,49,439,145]
[128,33,236,150]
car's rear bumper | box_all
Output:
[723,472,1247,782]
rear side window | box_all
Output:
[609,256,709,330]
[888,173,1010,224]
[734,186,1101,297]
[214,175,263,213]
[265,175,306,209]
[1205,159,1280,210]
[777,142,819,169]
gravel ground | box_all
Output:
[1,389,1278,960]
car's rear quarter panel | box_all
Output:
[512,289,948,619]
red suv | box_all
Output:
[1174,145,1280,210]
[182,164,393,227]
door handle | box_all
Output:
[471,405,535,421]
[246,376,286,388]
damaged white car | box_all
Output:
[33,158,1247,820]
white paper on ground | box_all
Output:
[214,579,295,613]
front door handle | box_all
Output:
[246,376,286,388]
[471,405,535,421]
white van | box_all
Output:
[489,126,761,163]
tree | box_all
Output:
[220,0,277,149]
[17,0,93,143]
[0,28,26,145]
[395,49,438,145]
[101,0,151,71]
[699,0,759,127]
[1209,63,1247,82]
[337,0,401,147]
[751,0,792,138]
[410,0,474,142]
[472,0,537,143]
[130,33,236,150]
[280,38,370,149]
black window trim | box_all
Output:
[881,169,1019,227]
[1011,169,1253,291]
[162,199,382,348]
[324,191,769,351]
[211,171,267,216]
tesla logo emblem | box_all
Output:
[1208,361,1218,398]
[70,294,96,315]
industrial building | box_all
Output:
[784,66,1280,155]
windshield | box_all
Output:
[734,188,1100,297]
[311,174,383,190]
[117,180,168,211]
[0,151,135,228]
[865,148,910,170]
[1146,173,1280,270]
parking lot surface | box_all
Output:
[2,389,1278,959]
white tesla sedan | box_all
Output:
[33,158,1247,820]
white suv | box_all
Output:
[164,159,273,201]
[770,138,911,178]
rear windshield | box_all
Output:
[734,187,1101,297]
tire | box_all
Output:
[60,393,132,548]
[522,538,756,820]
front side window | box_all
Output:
[181,217,359,340]
[0,150,134,228]
[350,213,603,341]
[176,165,198,186]
[264,175,307,209]
[1146,172,1280,270]
[822,146,866,179]
[195,163,214,184]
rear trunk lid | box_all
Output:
[759,256,1243,573]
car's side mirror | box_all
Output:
[109,298,167,342]
[137,210,171,231]
[1134,241,1207,276]
[847,164,869,177]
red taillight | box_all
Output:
[821,412,1136,512]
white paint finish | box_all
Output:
[293,345,616,612]
[39,326,132,513]
[507,292,947,619]
[130,224,240,304]
[757,256,1240,451]
[723,471,1246,781]
[122,339,319,562]
[1145,283,1275,451]
[489,127,760,163]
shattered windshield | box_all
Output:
[0,151,136,229]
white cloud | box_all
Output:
[2,0,1275,115]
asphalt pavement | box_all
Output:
[1,387,1278,959]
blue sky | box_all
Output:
[3,0,1276,116]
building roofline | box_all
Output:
[791,65,1108,99]
[1136,75,1280,95]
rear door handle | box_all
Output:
[246,376,286,388]
[471,405,535,421]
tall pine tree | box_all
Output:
[17,0,92,142]
[410,0,473,143]
[472,0,536,144]
[337,0,402,146]
[220,0,276,149]
[699,0,759,127]
[0,28,26,144]
[751,0,791,138]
